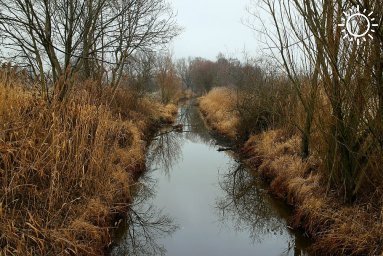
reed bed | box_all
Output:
[0,73,177,255]
[198,87,239,139]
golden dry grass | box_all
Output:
[198,87,239,139]
[243,131,383,255]
[0,73,177,255]
[199,87,383,255]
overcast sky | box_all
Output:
[169,0,259,61]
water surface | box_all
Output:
[111,102,311,256]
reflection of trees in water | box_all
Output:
[217,163,285,240]
[113,102,311,256]
[110,174,179,256]
[216,163,309,256]
[178,102,215,145]
[147,102,225,177]
[147,130,183,176]
[147,101,236,176]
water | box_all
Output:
[110,102,311,256]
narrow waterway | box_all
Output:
[110,102,312,256]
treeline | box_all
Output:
[180,54,290,138]
[0,0,181,101]
[176,54,264,94]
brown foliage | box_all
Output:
[198,87,239,139]
[200,86,383,254]
[0,70,177,255]
[243,131,383,255]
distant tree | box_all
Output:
[176,58,193,89]
[189,58,217,93]
[123,51,157,95]
[156,53,181,104]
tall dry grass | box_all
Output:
[199,86,383,255]
[198,87,239,139]
[0,70,177,255]
[243,131,383,255]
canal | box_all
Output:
[110,102,311,256]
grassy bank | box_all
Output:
[0,76,177,255]
[198,88,239,140]
[199,87,383,255]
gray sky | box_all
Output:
[169,0,259,60]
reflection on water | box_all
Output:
[217,162,284,241]
[148,129,183,176]
[111,101,311,256]
[110,174,179,256]
[216,163,311,256]
[178,102,216,145]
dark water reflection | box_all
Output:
[110,174,179,256]
[110,102,311,256]
[217,163,311,255]
[147,129,184,176]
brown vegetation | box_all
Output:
[196,1,383,253]
[0,70,177,255]
[244,131,383,255]
[247,0,383,201]
[199,87,383,255]
[198,87,239,139]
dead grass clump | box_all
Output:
[243,129,383,255]
[198,87,239,139]
[313,207,381,255]
[0,72,177,255]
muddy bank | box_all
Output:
[198,92,383,255]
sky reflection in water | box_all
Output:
[111,103,311,256]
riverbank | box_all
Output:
[199,87,383,255]
[111,101,312,255]
[0,78,177,255]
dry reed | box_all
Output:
[198,87,239,139]
[199,87,383,255]
[0,70,177,255]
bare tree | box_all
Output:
[176,57,192,89]
[247,0,383,201]
[155,53,181,104]
[246,0,322,158]
[0,0,180,99]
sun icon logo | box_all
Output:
[338,5,379,45]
